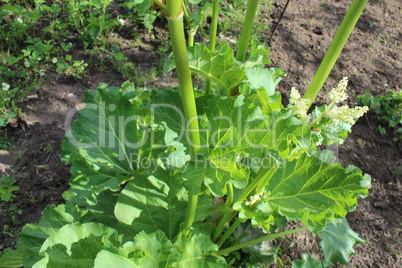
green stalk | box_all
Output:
[212,208,235,242]
[252,166,276,197]
[217,227,309,255]
[303,0,368,105]
[182,1,195,46]
[205,0,220,95]
[217,217,243,248]
[235,0,260,62]
[166,0,201,238]
[209,0,220,52]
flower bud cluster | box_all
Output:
[245,190,265,206]
[327,105,369,125]
[288,87,312,120]
[328,77,348,103]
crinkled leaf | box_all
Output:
[114,168,187,239]
[173,232,226,267]
[18,204,83,267]
[292,253,332,268]
[114,168,211,239]
[31,223,122,267]
[165,42,244,94]
[131,231,176,267]
[40,222,120,254]
[244,67,281,97]
[320,218,365,265]
[183,95,310,196]
[262,151,371,229]
[61,84,167,203]
[246,38,271,67]
[240,67,284,113]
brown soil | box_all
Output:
[0,0,401,267]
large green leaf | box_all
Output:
[261,151,371,229]
[114,168,187,239]
[33,223,121,268]
[182,95,311,196]
[292,253,332,268]
[61,84,169,203]
[114,168,211,239]
[320,218,365,265]
[18,204,83,267]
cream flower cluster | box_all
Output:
[327,77,369,125]
[245,190,265,206]
[288,87,312,120]
[328,105,369,125]
[328,76,348,103]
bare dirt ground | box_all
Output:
[0,0,401,267]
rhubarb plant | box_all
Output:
[0,0,370,267]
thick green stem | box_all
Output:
[235,0,260,62]
[212,208,235,242]
[217,217,243,248]
[166,4,200,159]
[205,0,220,95]
[217,227,309,255]
[253,166,276,197]
[166,0,200,238]
[303,0,368,105]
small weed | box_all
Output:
[357,89,402,142]
[0,132,15,150]
[0,175,19,202]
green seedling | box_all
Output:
[357,89,402,142]
[0,176,19,202]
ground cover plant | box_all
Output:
[3,0,400,267]
[357,89,402,142]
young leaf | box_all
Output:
[130,231,176,267]
[292,253,332,268]
[320,218,365,265]
[173,232,227,267]
[165,42,245,94]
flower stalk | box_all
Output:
[303,0,368,105]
